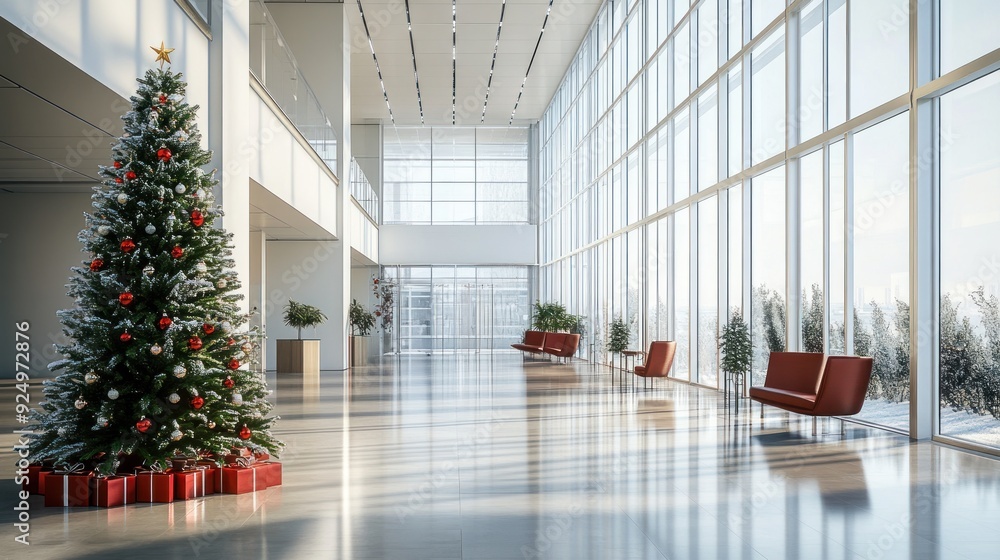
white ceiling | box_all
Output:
[0,17,124,190]
[347,0,601,126]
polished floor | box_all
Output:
[3,353,1000,559]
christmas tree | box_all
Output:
[28,46,281,474]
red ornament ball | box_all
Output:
[158,93,167,104]
[227,337,236,346]
[157,146,172,162]
[188,336,203,351]
[120,238,136,253]
[202,323,215,335]
[136,417,152,433]
[114,177,123,184]
[125,170,137,181]
[171,245,184,259]
[89,258,104,272]
[375,311,382,317]
[191,396,205,410]
[119,331,132,343]
[222,376,235,389]
[118,292,134,306]
[374,279,379,285]
[113,161,122,169]
[239,425,252,440]
[158,314,173,330]
[228,359,240,370]
[190,209,205,227]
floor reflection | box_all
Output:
[1,353,999,559]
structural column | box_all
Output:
[210,0,252,315]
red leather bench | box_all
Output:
[749,352,873,435]
[544,333,580,360]
[511,330,546,355]
[510,331,580,361]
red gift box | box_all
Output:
[44,471,93,507]
[196,461,220,494]
[256,462,282,487]
[173,468,208,500]
[90,474,137,508]
[221,464,266,494]
[24,464,54,495]
[136,471,174,503]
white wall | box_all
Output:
[263,240,343,371]
[0,0,211,135]
[248,91,339,237]
[351,123,382,199]
[0,193,92,378]
[380,225,538,265]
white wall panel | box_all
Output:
[380,224,537,265]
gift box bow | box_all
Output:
[228,457,254,468]
[54,462,89,475]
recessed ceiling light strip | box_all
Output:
[509,0,554,125]
[452,0,457,125]
[403,0,425,124]
[356,0,395,124]
[481,0,507,123]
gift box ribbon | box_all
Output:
[54,463,88,506]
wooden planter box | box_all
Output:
[349,336,368,367]
[276,339,320,375]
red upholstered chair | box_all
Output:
[546,333,580,361]
[749,352,872,435]
[511,330,546,357]
[633,341,677,389]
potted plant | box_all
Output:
[606,315,631,366]
[719,309,753,402]
[532,301,579,332]
[349,298,376,367]
[276,300,327,375]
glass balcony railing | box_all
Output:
[249,0,338,177]
[350,158,379,224]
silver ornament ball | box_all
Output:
[221,321,233,333]
[207,421,216,429]
[232,393,243,406]
[173,365,187,378]
[168,393,180,404]
[75,398,87,410]
[195,261,208,274]
[97,225,110,236]
[97,416,109,427]
[145,224,156,235]
[117,193,128,204]
[84,371,99,384]
[171,429,183,441]
[108,388,119,400]
[150,344,163,356]
[175,183,186,194]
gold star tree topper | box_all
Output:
[150,41,175,68]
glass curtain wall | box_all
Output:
[383,266,531,354]
[537,0,1000,449]
[383,127,529,224]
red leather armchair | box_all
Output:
[511,330,546,356]
[543,333,580,361]
[633,341,677,389]
[749,352,873,435]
